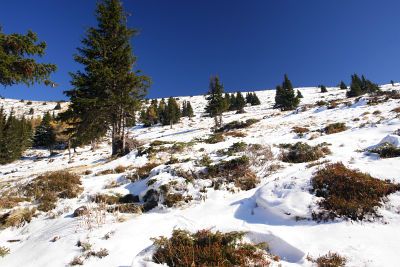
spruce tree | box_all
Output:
[205,75,228,126]
[340,81,347,90]
[297,90,303,98]
[320,85,328,93]
[33,112,56,154]
[157,98,167,123]
[62,0,151,156]
[164,97,180,128]
[185,101,194,118]
[346,74,379,97]
[250,92,261,105]
[391,80,395,86]
[274,74,299,111]
[0,26,57,87]
[229,93,236,111]
[235,91,246,113]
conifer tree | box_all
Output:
[0,26,57,87]
[33,112,56,154]
[0,110,32,164]
[185,101,194,118]
[205,75,228,126]
[62,0,151,156]
[320,85,328,93]
[346,74,379,97]
[235,91,246,113]
[274,74,299,111]
[297,90,303,98]
[157,98,167,123]
[391,80,395,86]
[340,81,347,90]
[229,93,236,111]
[249,92,261,105]
[164,97,181,128]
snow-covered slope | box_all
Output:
[1,84,400,267]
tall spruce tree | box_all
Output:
[235,91,246,113]
[0,110,32,164]
[274,74,299,111]
[346,74,379,97]
[205,75,228,126]
[296,90,303,98]
[33,112,56,154]
[0,26,57,87]
[320,85,328,93]
[164,97,181,128]
[62,0,151,156]
[340,81,347,90]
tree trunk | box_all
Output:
[68,138,72,163]
[170,119,173,129]
[111,122,117,156]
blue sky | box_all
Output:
[1,0,400,101]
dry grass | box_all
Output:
[280,142,331,163]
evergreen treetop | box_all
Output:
[274,74,299,111]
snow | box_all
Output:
[1,84,400,266]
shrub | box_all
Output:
[311,162,400,221]
[392,106,400,113]
[26,101,32,105]
[114,165,127,173]
[246,144,274,167]
[205,133,225,144]
[0,207,36,228]
[25,171,82,212]
[134,162,160,180]
[324,123,348,134]
[223,131,247,137]
[199,155,213,166]
[228,141,247,153]
[206,156,259,190]
[280,142,330,163]
[164,193,183,207]
[316,100,328,107]
[307,252,347,267]
[369,142,400,158]
[372,110,381,115]
[69,256,84,265]
[292,126,309,134]
[151,229,271,266]
[216,119,260,132]
[0,246,10,258]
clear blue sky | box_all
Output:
[1,0,400,101]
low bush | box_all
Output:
[292,126,309,134]
[25,171,82,212]
[316,100,328,107]
[216,119,260,132]
[205,133,225,144]
[324,123,348,134]
[372,110,382,115]
[134,162,160,180]
[0,207,36,228]
[307,251,347,267]
[199,155,213,167]
[228,142,247,154]
[164,193,183,207]
[311,162,400,221]
[151,229,271,266]
[0,246,10,258]
[246,144,274,167]
[114,165,127,173]
[392,106,400,113]
[223,131,247,137]
[206,156,259,190]
[280,142,331,163]
[369,142,400,158]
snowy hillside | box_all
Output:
[0,98,68,119]
[1,84,400,267]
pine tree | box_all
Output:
[235,91,246,113]
[157,98,167,123]
[229,93,236,111]
[0,110,32,164]
[391,80,395,86]
[54,102,61,110]
[340,81,347,90]
[62,0,151,156]
[297,90,303,98]
[346,74,379,98]
[164,97,181,128]
[250,92,261,105]
[33,112,56,154]
[320,85,328,93]
[185,101,194,118]
[0,26,57,87]
[274,74,299,111]
[205,75,228,126]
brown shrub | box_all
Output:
[0,208,36,228]
[164,193,183,207]
[114,165,127,173]
[280,142,330,163]
[307,252,347,267]
[324,123,348,134]
[205,133,225,144]
[292,126,309,134]
[392,106,400,113]
[134,162,160,180]
[151,229,271,266]
[25,171,82,212]
[223,131,247,137]
[311,162,400,221]
[206,156,259,190]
